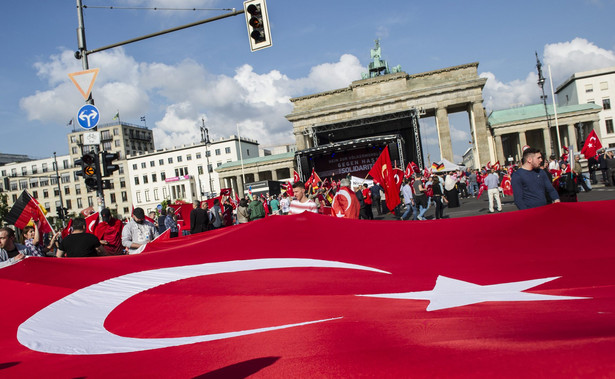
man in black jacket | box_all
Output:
[190,200,208,234]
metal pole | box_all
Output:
[536,52,554,156]
[53,152,66,226]
[201,118,214,197]
[76,0,105,210]
[236,124,247,196]
[548,65,562,152]
[85,9,244,56]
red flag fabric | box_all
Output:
[501,175,513,196]
[405,161,420,178]
[1,201,615,377]
[5,190,53,233]
[393,168,404,191]
[368,146,401,211]
[85,212,99,234]
[580,129,602,159]
[293,170,301,183]
[61,219,73,239]
[493,161,501,171]
[80,206,95,217]
[220,188,232,196]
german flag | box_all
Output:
[431,162,444,171]
[6,190,54,233]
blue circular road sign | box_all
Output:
[77,104,100,130]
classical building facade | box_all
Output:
[286,62,492,170]
[487,103,602,164]
[126,136,259,214]
[556,66,615,148]
[215,152,295,197]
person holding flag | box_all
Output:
[368,146,400,212]
[22,222,60,257]
[330,178,360,219]
[290,181,318,215]
[0,227,29,267]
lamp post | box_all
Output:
[536,52,554,156]
[53,152,66,226]
[201,118,214,198]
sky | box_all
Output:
[2,0,615,163]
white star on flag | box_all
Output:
[359,275,589,311]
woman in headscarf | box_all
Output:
[444,172,460,208]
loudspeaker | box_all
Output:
[387,141,400,164]
[299,155,310,181]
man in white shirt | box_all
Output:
[289,181,318,215]
[484,169,502,213]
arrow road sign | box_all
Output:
[77,104,100,130]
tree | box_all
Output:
[0,193,9,227]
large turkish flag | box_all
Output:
[1,201,614,377]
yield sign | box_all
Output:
[68,68,99,100]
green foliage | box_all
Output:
[0,193,9,226]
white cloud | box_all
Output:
[20,48,365,150]
[481,38,615,112]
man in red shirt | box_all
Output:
[94,208,124,255]
[361,184,374,219]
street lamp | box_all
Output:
[536,52,554,155]
[201,118,214,198]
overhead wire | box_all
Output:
[82,5,236,12]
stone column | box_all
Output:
[469,102,490,167]
[567,124,578,150]
[494,135,505,165]
[517,131,526,160]
[542,128,552,158]
[435,107,454,162]
[271,168,278,181]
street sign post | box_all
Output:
[77,104,100,130]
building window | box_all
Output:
[64,186,70,195]
[601,81,609,91]
[119,165,124,174]
[207,164,213,173]
[22,167,27,175]
[66,200,72,210]
[120,178,126,188]
[113,128,119,135]
[150,160,155,167]
[70,136,77,143]
[103,142,112,150]
[77,198,82,208]
[152,173,157,182]
[40,178,48,186]
[71,146,78,154]
[115,140,121,147]
[134,176,139,185]
[110,193,116,203]
[186,154,192,161]
[54,188,59,196]
[42,163,48,173]
[161,172,166,180]
[61,174,71,184]
[603,98,611,110]
[247,149,250,156]
[88,196,93,207]
[606,119,614,134]
[198,166,203,175]
[154,189,159,201]
[143,175,148,184]
[163,187,168,198]
[585,84,593,93]
[136,192,142,203]
[177,156,183,162]
[217,162,222,167]
[145,190,150,202]
[141,162,146,169]
[63,160,69,169]
[168,157,173,164]
[215,149,221,156]
[75,184,81,195]
[206,151,211,157]
[121,192,128,202]
[196,153,201,159]
[225,147,231,154]
[32,190,38,199]
[124,207,129,214]
[43,190,49,198]
[133,164,137,170]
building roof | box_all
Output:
[216,151,295,170]
[555,66,615,93]
[488,103,602,126]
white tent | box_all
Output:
[433,158,465,172]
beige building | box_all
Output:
[488,103,602,164]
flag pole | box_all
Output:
[548,65,562,156]
[236,124,246,197]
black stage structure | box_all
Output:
[295,109,424,181]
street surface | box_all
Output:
[375,185,615,221]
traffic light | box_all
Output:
[244,0,272,52]
[76,151,99,191]
[101,151,120,177]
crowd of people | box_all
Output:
[1,144,605,267]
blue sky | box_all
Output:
[2,0,615,163]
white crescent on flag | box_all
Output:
[17,258,389,355]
